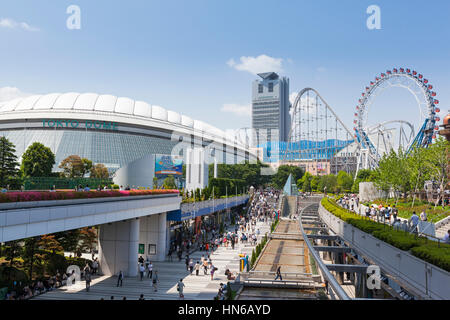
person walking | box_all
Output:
[392,205,398,222]
[168,248,173,262]
[210,264,216,280]
[189,258,194,274]
[409,212,420,233]
[420,210,428,222]
[185,255,190,271]
[147,261,153,279]
[139,263,145,281]
[274,266,282,281]
[85,270,91,292]
[194,261,200,276]
[152,271,159,292]
[203,259,208,275]
[117,270,124,287]
[92,259,98,275]
[177,279,185,299]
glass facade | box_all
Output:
[0,128,179,172]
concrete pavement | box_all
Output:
[34,218,271,300]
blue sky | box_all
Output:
[0,0,449,132]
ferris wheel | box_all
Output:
[354,67,440,170]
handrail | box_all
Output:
[298,202,351,300]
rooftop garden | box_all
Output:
[370,199,449,223]
[321,197,450,272]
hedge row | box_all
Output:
[321,197,450,272]
[250,234,268,269]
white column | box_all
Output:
[157,212,167,261]
[128,218,140,277]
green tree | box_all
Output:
[298,172,313,192]
[0,136,20,188]
[162,175,176,189]
[373,152,395,199]
[54,230,81,253]
[337,171,353,192]
[424,137,450,207]
[20,142,55,178]
[318,174,337,194]
[77,227,97,254]
[4,240,22,267]
[271,165,304,189]
[38,234,63,255]
[310,175,320,192]
[408,146,431,207]
[59,155,84,178]
[22,237,40,279]
[90,163,109,179]
[81,158,93,177]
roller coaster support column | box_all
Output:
[355,271,368,298]
[332,250,345,285]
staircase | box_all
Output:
[435,217,450,239]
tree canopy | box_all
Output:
[21,142,55,178]
[0,136,20,188]
[90,163,109,179]
[59,155,93,178]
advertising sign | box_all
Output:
[155,155,183,176]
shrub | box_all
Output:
[411,245,450,272]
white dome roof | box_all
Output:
[0,92,236,144]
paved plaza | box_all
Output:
[34,219,271,300]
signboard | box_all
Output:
[42,119,118,131]
[138,243,145,254]
[148,244,156,255]
[155,154,183,176]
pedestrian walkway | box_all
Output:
[34,219,271,300]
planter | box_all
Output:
[319,202,450,300]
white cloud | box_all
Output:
[0,87,30,102]
[221,103,251,117]
[227,54,283,75]
[317,66,327,73]
[0,18,40,31]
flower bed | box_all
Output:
[321,197,450,272]
[0,189,179,203]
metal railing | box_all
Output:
[298,202,351,300]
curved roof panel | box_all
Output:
[151,105,167,121]
[94,94,117,112]
[52,92,78,110]
[167,110,181,124]
[133,101,151,118]
[16,95,42,111]
[73,93,99,111]
[115,97,134,114]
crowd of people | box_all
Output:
[336,194,450,240]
